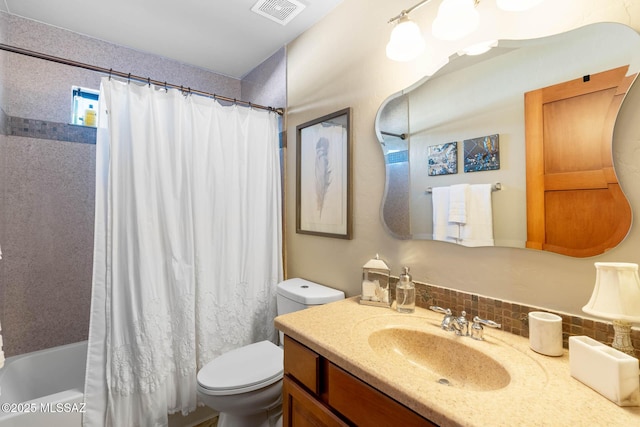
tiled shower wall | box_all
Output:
[0,125,95,356]
[0,11,285,357]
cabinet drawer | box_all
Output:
[284,336,321,394]
[283,376,349,427]
[327,363,436,427]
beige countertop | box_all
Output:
[274,297,640,427]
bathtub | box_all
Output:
[0,341,86,427]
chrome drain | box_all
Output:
[437,378,450,386]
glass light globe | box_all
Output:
[386,16,426,61]
[432,0,480,41]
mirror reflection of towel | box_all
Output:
[460,184,494,247]
[432,187,458,243]
[448,184,469,224]
[432,184,494,246]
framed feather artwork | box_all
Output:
[296,108,353,239]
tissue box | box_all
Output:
[569,336,640,406]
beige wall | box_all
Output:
[285,0,640,317]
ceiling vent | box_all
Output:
[251,0,306,26]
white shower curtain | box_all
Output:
[84,78,283,427]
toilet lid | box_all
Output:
[197,340,283,396]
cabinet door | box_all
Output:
[327,363,436,427]
[525,66,634,257]
[283,376,349,427]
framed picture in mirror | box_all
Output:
[428,142,458,176]
[296,107,353,239]
[463,134,500,173]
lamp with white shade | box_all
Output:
[582,262,640,356]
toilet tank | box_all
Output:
[276,278,345,345]
[276,278,345,316]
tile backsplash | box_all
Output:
[390,277,640,359]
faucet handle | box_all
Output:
[473,316,501,328]
[430,306,453,330]
[429,306,451,315]
[470,316,501,341]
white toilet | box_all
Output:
[196,278,345,427]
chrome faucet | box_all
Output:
[470,316,501,341]
[451,311,469,336]
[429,306,454,331]
[430,306,501,340]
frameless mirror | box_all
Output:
[375,23,640,257]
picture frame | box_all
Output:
[427,142,458,176]
[296,107,353,239]
[463,134,500,172]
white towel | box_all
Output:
[448,184,469,224]
[432,187,457,243]
[459,184,495,247]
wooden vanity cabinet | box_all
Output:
[282,335,437,427]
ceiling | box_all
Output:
[1,0,344,79]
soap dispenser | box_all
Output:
[396,267,415,313]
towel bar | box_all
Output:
[426,182,502,194]
[380,130,407,140]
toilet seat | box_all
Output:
[197,340,283,396]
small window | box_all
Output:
[71,86,100,127]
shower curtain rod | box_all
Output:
[0,43,284,115]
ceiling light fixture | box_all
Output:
[386,0,545,61]
[386,13,427,62]
[432,0,480,41]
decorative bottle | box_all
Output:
[396,266,415,313]
[360,254,391,307]
[84,104,97,127]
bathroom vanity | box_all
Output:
[275,297,640,426]
[282,336,435,426]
